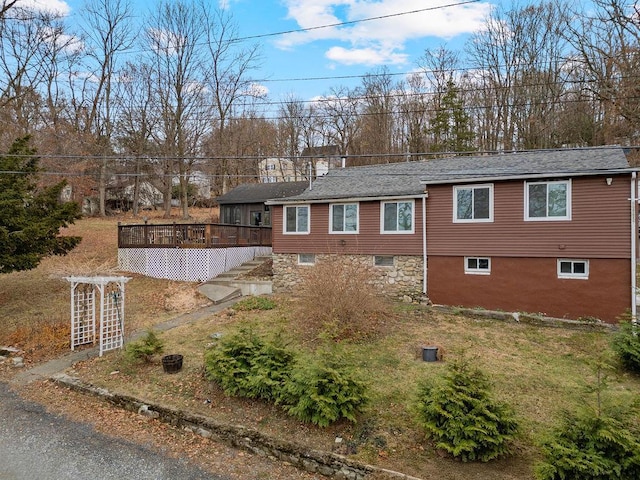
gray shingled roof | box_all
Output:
[269,147,631,203]
[215,181,309,204]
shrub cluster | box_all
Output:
[280,351,369,427]
[204,330,369,426]
[414,357,519,462]
[611,320,640,373]
[535,407,640,480]
[204,329,293,402]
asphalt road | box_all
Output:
[0,382,226,480]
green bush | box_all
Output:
[204,329,294,401]
[280,351,369,427]
[612,320,640,373]
[414,357,519,462]
[535,407,640,480]
[124,330,164,363]
[204,329,369,426]
[232,296,276,311]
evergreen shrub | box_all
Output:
[611,320,640,373]
[204,329,294,401]
[414,357,519,462]
[535,407,640,480]
[280,351,369,427]
[124,329,164,363]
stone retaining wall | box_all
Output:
[51,373,421,480]
[273,253,424,301]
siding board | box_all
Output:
[426,175,632,259]
[272,200,424,255]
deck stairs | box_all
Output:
[197,256,272,304]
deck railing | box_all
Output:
[118,222,272,248]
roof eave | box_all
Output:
[266,193,425,205]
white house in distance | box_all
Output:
[259,158,299,183]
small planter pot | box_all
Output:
[162,354,183,373]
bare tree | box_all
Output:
[395,73,429,159]
[467,2,570,151]
[114,60,159,215]
[0,6,55,127]
[276,95,312,179]
[355,67,397,162]
[145,0,210,219]
[201,4,262,194]
[563,0,640,144]
[315,86,361,164]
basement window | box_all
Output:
[374,255,394,267]
[557,259,589,279]
[465,257,491,275]
[298,253,315,265]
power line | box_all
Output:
[235,1,481,42]
[95,0,481,57]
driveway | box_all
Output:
[0,382,227,480]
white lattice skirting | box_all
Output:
[118,247,272,282]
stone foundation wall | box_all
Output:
[273,253,424,302]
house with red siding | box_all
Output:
[266,147,638,323]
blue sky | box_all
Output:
[22,0,500,101]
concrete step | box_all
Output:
[197,284,242,304]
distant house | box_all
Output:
[216,181,309,226]
[123,181,164,209]
[258,158,299,183]
[266,147,637,323]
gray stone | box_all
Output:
[137,404,160,419]
[12,357,24,368]
[0,346,21,356]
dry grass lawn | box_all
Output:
[1,209,639,480]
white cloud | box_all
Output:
[277,0,492,67]
[326,46,407,66]
[218,0,240,9]
[16,0,71,15]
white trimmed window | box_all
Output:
[454,184,493,222]
[526,180,571,220]
[298,253,315,265]
[330,203,359,233]
[465,257,491,274]
[381,200,414,233]
[557,259,588,279]
[284,205,309,234]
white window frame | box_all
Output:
[298,253,316,265]
[525,180,571,221]
[464,256,491,275]
[557,259,589,279]
[283,205,310,235]
[374,255,394,267]
[380,199,415,234]
[329,202,359,234]
[453,184,494,223]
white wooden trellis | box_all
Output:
[66,276,131,356]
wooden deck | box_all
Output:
[118,222,272,248]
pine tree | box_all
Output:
[428,79,476,154]
[415,357,519,462]
[0,137,82,273]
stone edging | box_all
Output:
[50,373,422,480]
